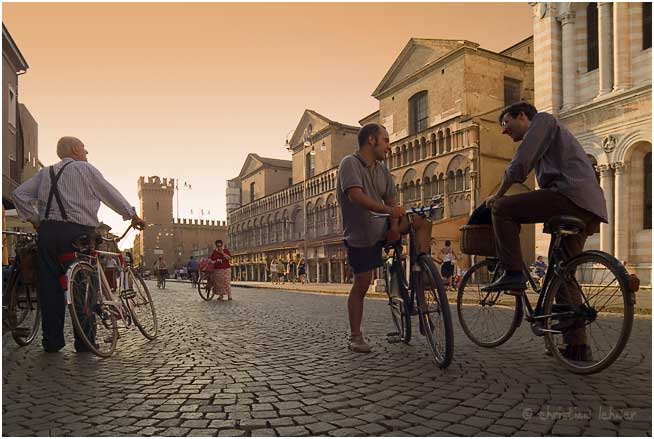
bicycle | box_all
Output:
[2,231,40,346]
[156,269,167,289]
[375,196,454,369]
[63,225,158,357]
[456,215,635,375]
[197,270,214,301]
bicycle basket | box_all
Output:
[459,224,496,257]
[16,241,39,285]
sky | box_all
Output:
[3,2,533,248]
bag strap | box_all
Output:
[45,161,74,221]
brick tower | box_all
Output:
[136,176,175,268]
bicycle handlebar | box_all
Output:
[370,195,444,219]
[99,225,134,244]
[2,230,37,238]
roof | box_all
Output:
[251,154,292,169]
[500,35,534,56]
[232,153,291,181]
[2,24,29,72]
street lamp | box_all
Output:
[285,131,317,272]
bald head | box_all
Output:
[57,136,87,161]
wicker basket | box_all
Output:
[459,224,496,257]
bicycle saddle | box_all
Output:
[71,233,103,251]
[543,215,586,235]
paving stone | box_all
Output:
[251,428,277,436]
[218,429,246,437]
[327,428,365,437]
[275,426,311,437]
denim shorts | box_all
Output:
[345,240,385,274]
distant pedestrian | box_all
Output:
[186,255,199,286]
[439,240,457,290]
[210,240,232,300]
[288,259,297,283]
[270,259,278,284]
[105,255,118,291]
[279,259,287,283]
[298,258,306,284]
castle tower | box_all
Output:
[138,176,175,224]
[136,176,176,268]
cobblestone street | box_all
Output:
[3,282,652,437]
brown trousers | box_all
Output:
[492,190,601,345]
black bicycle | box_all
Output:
[376,196,454,369]
[2,231,40,346]
[457,215,635,375]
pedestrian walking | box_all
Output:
[12,136,146,353]
[288,258,297,283]
[270,259,278,284]
[297,258,306,284]
[104,255,118,291]
[210,240,232,300]
[439,240,457,290]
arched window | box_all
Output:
[645,152,652,229]
[409,91,428,134]
[421,138,427,160]
[423,177,432,199]
[430,133,437,156]
[455,169,464,192]
[402,145,408,166]
[445,129,452,152]
[438,131,444,155]
[408,144,414,163]
[587,3,599,71]
[464,167,471,190]
[250,182,256,203]
[447,171,455,193]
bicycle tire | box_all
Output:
[125,269,158,340]
[198,272,214,301]
[68,263,118,357]
[384,258,411,343]
[415,255,454,368]
[11,282,40,346]
[456,259,522,348]
[542,251,634,375]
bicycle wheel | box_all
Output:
[415,255,454,368]
[125,269,158,340]
[384,259,411,343]
[456,259,522,348]
[542,251,634,375]
[68,263,118,357]
[10,282,40,346]
[198,272,214,301]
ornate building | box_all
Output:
[133,176,227,270]
[227,112,359,282]
[531,2,651,284]
[228,36,537,283]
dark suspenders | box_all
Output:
[45,161,74,221]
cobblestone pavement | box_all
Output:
[3,282,651,437]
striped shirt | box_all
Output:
[12,158,136,228]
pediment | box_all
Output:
[289,109,333,148]
[237,154,264,179]
[372,39,472,98]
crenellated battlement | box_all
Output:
[172,218,228,228]
[138,176,175,191]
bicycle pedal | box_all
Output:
[12,327,31,337]
[386,335,402,344]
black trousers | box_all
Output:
[37,220,96,352]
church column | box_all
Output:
[316,261,321,283]
[340,261,345,283]
[613,2,631,92]
[598,165,614,254]
[558,11,577,111]
[613,162,628,261]
[327,259,332,283]
[598,2,614,96]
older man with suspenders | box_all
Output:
[12,136,145,353]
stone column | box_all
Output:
[559,11,577,111]
[598,165,614,253]
[340,261,345,283]
[316,261,321,283]
[327,260,332,283]
[598,2,614,96]
[613,162,628,261]
[613,1,631,92]
[420,183,426,205]
[469,171,477,213]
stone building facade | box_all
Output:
[227,112,360,283]
[228,36,538,282]
[133,176,227,270]
[531,2,651,284]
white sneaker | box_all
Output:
[348,334,372,353]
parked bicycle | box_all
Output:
[2,231,40,346]
[457,215,635,375]
[375,196,454,369]
[63,225,158,357]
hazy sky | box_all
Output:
[3,2,532,248]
